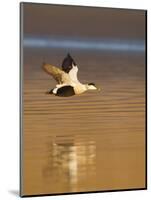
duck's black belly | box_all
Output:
[56,86,75,97]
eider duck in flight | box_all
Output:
[42,53,100,97]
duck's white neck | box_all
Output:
[72,83,97,95]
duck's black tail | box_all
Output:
[46,89,53,95]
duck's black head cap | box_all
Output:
[62,53,76,73]
[88,82,96,86]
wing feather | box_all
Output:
[42,63,71,84]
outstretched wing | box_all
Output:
[42,63,71,84]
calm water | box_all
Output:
[22,52,146,195]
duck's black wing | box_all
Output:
[62,53,77,73]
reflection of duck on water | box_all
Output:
[42,53,100,97]
[43,135,96,191]
[43,137,78,186]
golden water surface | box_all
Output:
[22,52,146,195]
